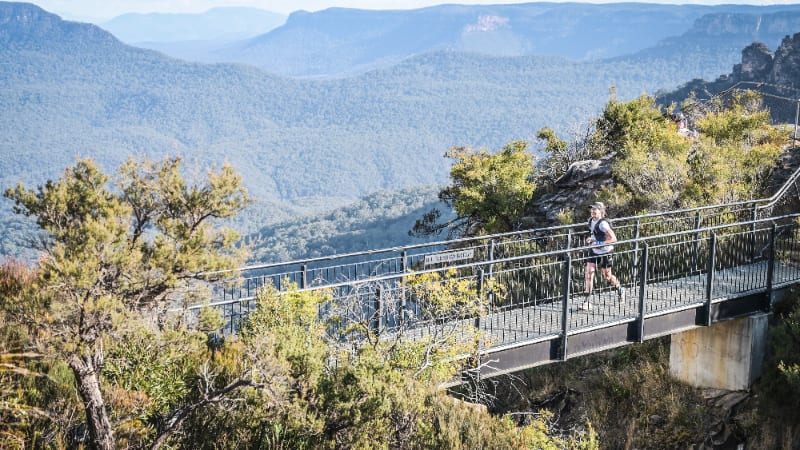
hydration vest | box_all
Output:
[589,217,608,243]
[588,217,613,254]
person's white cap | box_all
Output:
[590,202,605,211]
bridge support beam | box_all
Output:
[669,313,769,390]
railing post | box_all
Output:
[561,253,572,361]
[487,240,495,308]
[751,203,758,260]
[637,243,648,343]
[400,250,408,320]
[766,224,777,310]
[471,268,486,385]
[705,233,717,327]
[566,228,572,250]
[371,286,382,333]
[631,219,641,286]
[692,210,701,272]
[300,264,307,289]
[475,269,484,330]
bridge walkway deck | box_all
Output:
[405,259,800,358]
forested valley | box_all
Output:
[4,2,800,264]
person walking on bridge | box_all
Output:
[579,202,625,311]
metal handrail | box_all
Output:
[178,211,800,386]
[756,160,800,213]
[212,155,800,279]
[186,212,800,311]
[178,207,800,383]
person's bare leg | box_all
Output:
[580,262,596,310]
[601,267,625,301]
[601,268,619,288]
[585,262,596,295]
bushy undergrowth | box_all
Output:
[482,288,800,449]
[739,289,800,449]
[482,337,754,449]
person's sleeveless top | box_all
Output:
[589,218,613,255]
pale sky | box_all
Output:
[26,0,798,23]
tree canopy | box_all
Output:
[411,141,536,239]
[2,157,250,449]
[592,91,788,214]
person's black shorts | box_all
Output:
[588,253,613,269]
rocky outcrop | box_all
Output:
[770,32,800,86]
[523,143,800,229]
[724,32,800,88]
[767,144,800,192]
[762,144,800,217]
[732,41,773,81]
[521,155,614,227]
[658,31,800,124]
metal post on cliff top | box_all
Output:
[794,99,799,145]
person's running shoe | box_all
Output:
[617,286,626,302]
[578,300,593,311]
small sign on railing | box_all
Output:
[424,249,475,266]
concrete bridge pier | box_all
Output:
[669,313,769,390]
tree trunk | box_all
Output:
[69,354,115,450]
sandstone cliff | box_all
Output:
[659,31,800,124]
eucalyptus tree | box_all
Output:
[592,92,787,214]
[4,157,250,449]
[173,278,599,449]
[411,140,537,239]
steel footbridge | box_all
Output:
[183,162,800,379]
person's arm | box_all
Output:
[602,223,617,244]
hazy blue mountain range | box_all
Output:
[99,7,286,62]
[3,1,800,261]
[119,3,800,78]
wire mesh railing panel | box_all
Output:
[566,247,639,329]
[712,229,770,298]
[640,215,695,237]
[322,279,399,339]
[395,275,487,346]
[644,238,706,285]
[642,240,708,314]
[702,206,755,229]
[773,221,800,285]
[305,257,405,285]
[185,211,800,367]
[218,269,305,302]
[493,237,545,260]
[214,298,257,336]
[481,302,562,347]
[484,259,564,346]
[492,257,565,308]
